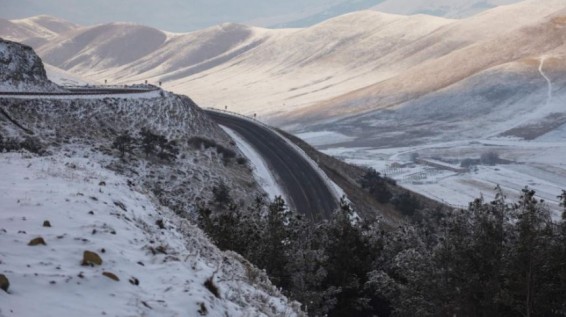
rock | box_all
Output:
[28,237,46,246]
[0,274,9,292]
[102,272,119,281]
[128,277,139,285]
[43,220,51,227]
[0,39,62,92]
[82,250,103,266]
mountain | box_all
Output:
[0,15,78,47]
[1,0,524,32]
[2,0,565,144]
[289,0,566,140]
[0,39,304,316]
[371,0,521,18]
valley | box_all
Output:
[3,1,566,315]
[2,0,565,214]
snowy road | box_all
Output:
[0,87,161,99]
[206,110,338,220]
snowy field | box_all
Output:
[0,152,302,317]
[301,131,566,219]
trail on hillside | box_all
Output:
[538,56,553,106]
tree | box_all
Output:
[140,128,159,158]
[391,192,421,216]
[112,131,135,159]
[321,199,377,316]
[259,196,293,287]
[360,168,392,203]
[559,190,566,220]
[139,128,178,162]
[212,181,232,208]
[497,188,559,317]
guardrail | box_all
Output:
[0,84,160,96]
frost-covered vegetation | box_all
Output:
[198,181,566,317]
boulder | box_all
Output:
[81,250,103,266]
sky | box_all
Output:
[0,0,522,32]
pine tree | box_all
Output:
[505,188,555,317]
[112,131,134,159]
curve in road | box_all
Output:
[0,87,158,96]
[206,110,338,220]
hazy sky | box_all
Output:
[0,0,522,32]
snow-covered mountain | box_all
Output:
[0,38,304,317]
[2,0,564,144]
[371,0,521,18]
[2,0,523,32]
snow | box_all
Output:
[0,151,303,317]
[372,0,521,18]
[272,128,346,201]
[44,63,95,86]
[325,138,566,218]
[220,126,289,203]
[296,130,355,146]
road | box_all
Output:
[0,86,158,96]
[206,110,338,220]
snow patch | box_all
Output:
[0,152,303,317]
[221,126,288,202]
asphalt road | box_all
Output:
[206,110,338,220]
[0,87,158,96]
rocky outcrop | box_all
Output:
[0,38,63,92]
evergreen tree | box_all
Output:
[112,130,135,159]
[321,198,376,316]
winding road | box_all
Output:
[0,86,158,96]
[206,110,338,220]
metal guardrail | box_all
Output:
[0,84,160,96]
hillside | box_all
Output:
[0,38,64,92]
[2,0,563,129]
[0,37,303,316]
[2,0,565,210]
[0,152,302,317]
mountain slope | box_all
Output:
[1,0,527,32]
[372,0,520,18]
[38,23,167,72]
[0,152,303,317]
[287,2,566,131]
[2,0,564,142]
[0,37,304,317]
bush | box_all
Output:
[0,134,43,154]
[360,168,393,203]
[187,137,236,163]
[391,192,421,216]
[112,131,135,159]
[480,151,500,166]
[212,181,232,207]
[236,157,248,165]
[187,137,217,149]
